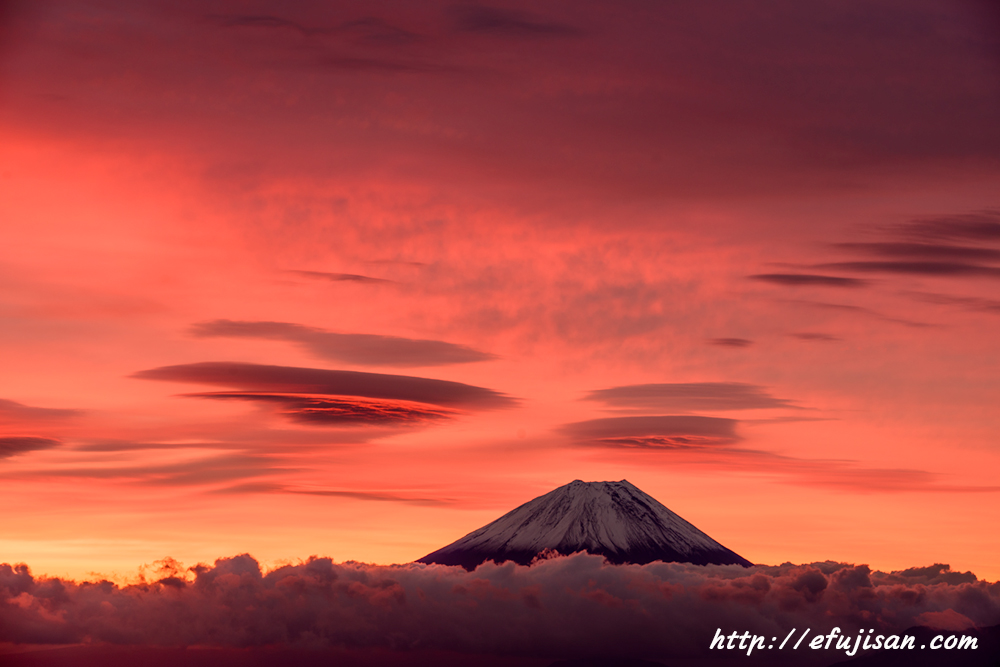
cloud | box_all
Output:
[817,261,1000,278]
[211,14,323,37]
[70,426,380,452]
[905,291,1000,314]
[804,211,1000,285]
[561,416,740,447]
[9,453,286,487]
[187,392,455,426]
[877,563,979,586]
[448,5,579,36]
[212,13,419,44]
[832,242,1000,262]
[209,482,453,506]
[207,14,436,73]
[895,211,1000,242]
[0,399,81,422]
[285,270,394,284]
[790,332,840,342]
[6,0,1000,204]
[190,319,495,366]
[0,436,61,459]
[749,274,868,288]
[0,554,997,663]
[559,419,998,494]
[583,383,799,412]
[914,609,977,632]
[707,338,753,348]
[458,278,698,346]
[131,362,516,410]
[780,300,932,328]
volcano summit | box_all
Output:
[418,479,752,569]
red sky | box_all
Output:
[1,0,999,585]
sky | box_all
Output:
[1,0,999,604]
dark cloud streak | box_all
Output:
[0,436,61,458]
[832,242,1000,262]
[790,332,839,342]
[818,261,1000,277]
[285,270,394,284]
[187,392,455,426]
[132,362,516,409]
[750,274,869,287]
[708,338,753,347]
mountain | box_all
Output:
[417,479,752,569]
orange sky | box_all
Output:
[1,0,999,583]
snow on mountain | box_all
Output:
[417,479,752,569]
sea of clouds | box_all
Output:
[2,553,997,662]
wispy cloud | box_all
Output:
[190,319,495,366]
[6,453,284,486]
[780,299,932,328]
[211,13,420,44]
[210,14,326,37]
[211,482,454,506]
[447,5,579,36]
[0,399,81,422]
[560,417,998,494]
[905,291,1000,314]
[583,383,799,412]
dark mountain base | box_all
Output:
[0,646,553,667]
[418,545,752,571]
[548,659,671,667]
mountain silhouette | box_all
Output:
[418,479,752,569]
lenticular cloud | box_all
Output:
[1,554,997,661]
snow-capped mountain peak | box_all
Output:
[417,479,752,569]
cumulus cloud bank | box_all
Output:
[1,554,997,663]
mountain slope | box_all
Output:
[417,480,752,569]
